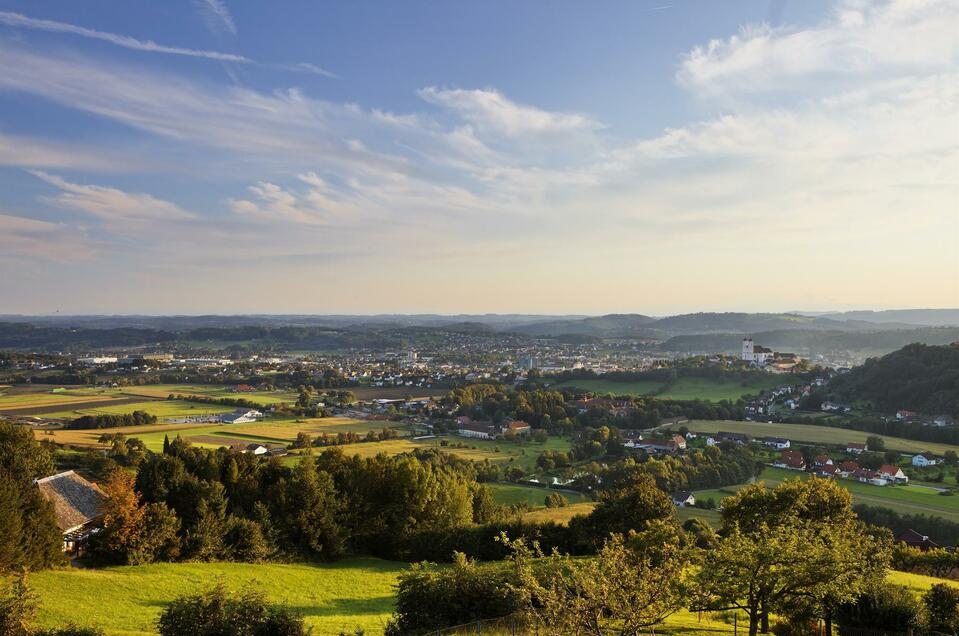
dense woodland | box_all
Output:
[829,343,959,417]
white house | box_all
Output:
[878,464,909,483]
[245,444,268,455]
[846,442,866,454]
[762,437,791,450]
[912,453,940,468]
[672,491,696,507]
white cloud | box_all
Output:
[195,0,237,36]
[0,133,131,171]
[29,171,196,222]
[678,0,958,96]
[418,87,600,137]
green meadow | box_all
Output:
[694,467,959,524]
[27,560,957,636]
[681,419,959,455]
[550,374,785,402]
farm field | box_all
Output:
[120,384,300,406]
[522,501,597,525]
[28,559,956,636]
[695,467,959,524]
[488,483,588,507]
[0,387,130,413]
[680,420,959,455]
[550,374,784,402]
[37,399,236,420]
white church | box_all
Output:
[742,338,774,364]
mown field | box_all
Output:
[549,374,785,402]
[28,560,958,636]
[681,419,959,455]
[487,483,589,507]
[694,467,959,524]
[30,559,403,636]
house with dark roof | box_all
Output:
[898,529,940,551]
[672,491,696,507]
[35,470,108,554]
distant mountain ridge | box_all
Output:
[791,309,959,326]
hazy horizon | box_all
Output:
[0,0,956,314]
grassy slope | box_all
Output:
[682,420,959,455]
[29,561,956,636]
[30,559,403,636]
[488,483,588,507]
[694,467,959,524]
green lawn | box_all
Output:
[487,483,588,507]
[30,558,403,636]
[695,467,959,524]
[681,420,959,455]
[550,375,785,402]
[120,384,300,406]
[39,399,237,420]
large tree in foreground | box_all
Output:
[696,478,889,636]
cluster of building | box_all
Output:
[454,416,531,440]
[741,338,803,372]
[774,449,910,486]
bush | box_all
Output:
[923,583,959,634]
[223,517,269,563]
[385,554,521,635]
[156,584,307,636]
[34,627,105,636]
[835,584,922,631]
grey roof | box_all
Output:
[35,470,107,533]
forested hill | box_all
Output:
[657,327,959,355]
[828,343,959,417]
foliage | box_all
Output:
[829,343,959,417]
[156,583,307,636]
[835,583,922,631]
[923,583,959,634]
[386,555,521,635]
[0,576,34,636]
[0,423,65,573]
[65,411,157,430]
[508,531,688,635]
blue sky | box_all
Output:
[0,0,956,314]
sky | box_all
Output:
[0,0,956,315]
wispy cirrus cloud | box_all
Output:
[0,212,98,261]
[0,11,250,63]
[0,11,335,77]
[195,0,237,36]
[29,170,196,222]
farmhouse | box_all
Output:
[672,491,696,507]
[35,470,108,555]
[934,415,956,427]
[912,452,940,468]
[632,435,687,453]
[761,437,790,450]
[503,420,532,436]
[896,409,919,420]
[245,444,268,455]
[898,529,939,551]
[714,431,750,445]
[220,409,263,424]
[846,442,866,455]
[456,416,498,440]
[878,464,908,483]
[774,450,806,471]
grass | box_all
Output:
[30,558,403,636]
[695,467,959,524]
[522,501,597,525]
[119,384,300,406]
[550,375,785,403]
[487,483,588,507]
[0,391,125,412]
[38,399,237,420]
[681,419,959,455]
[27,559,956,636]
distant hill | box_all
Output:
[508,314,658,337]
[510,312,903,338]
[657,327,959,357]
[828,343,959,417]
[793,309,959,327]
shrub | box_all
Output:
[386,554,521,635]
[156,584,306,636]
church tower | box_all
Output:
[742,338,754,361]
